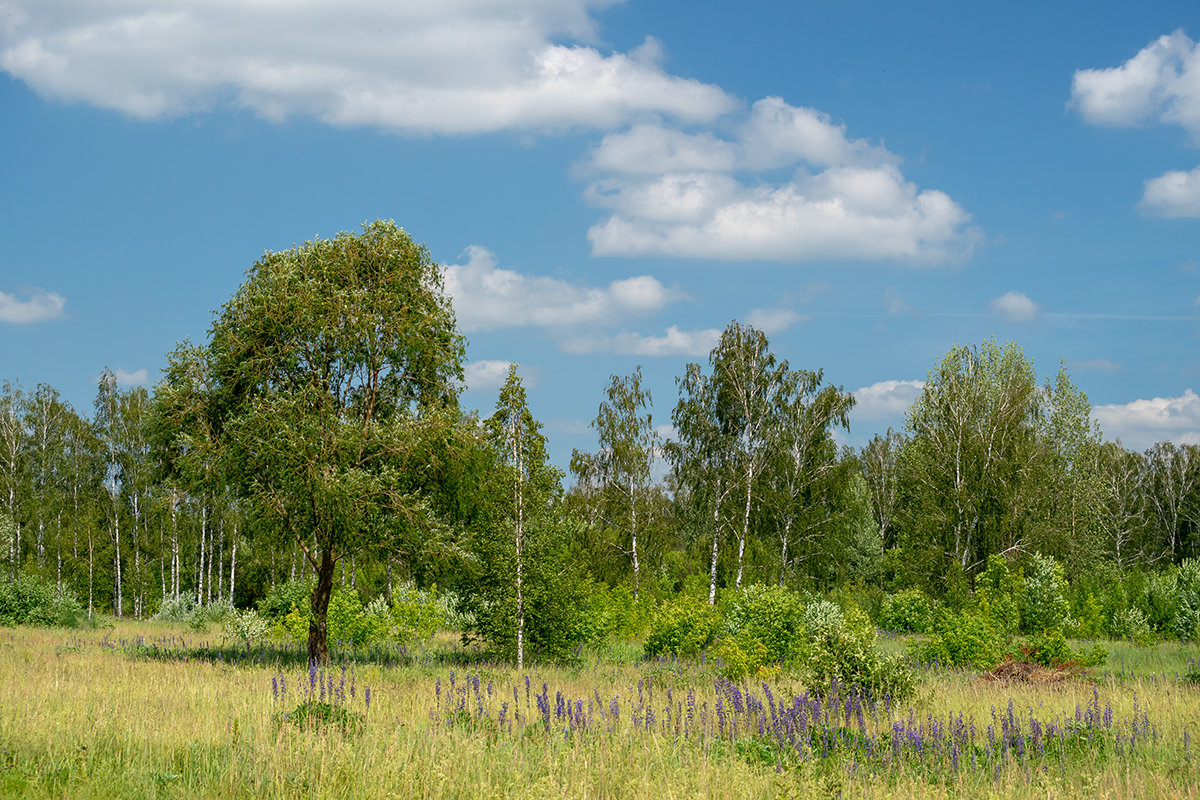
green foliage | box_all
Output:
[257,579,315,622]
[0,574,84,627]
[1019,553,1069,634]
[277,589,398,648]
[916,608,1006,669]
[975,554,1020,635]
[1171,558,1200,641]
[799,602,916,698]
[152,594,197,623]
[643,596,721,658]
[1066,590,1107,639]
[714,584,806,679]
[388,582,445,644]
[280,702,364,735]
[1136,571,1179,633]
[222,608,270,650]
[722,584,805,663]
[1109,606,1157,646]
[877,587,936,633]
[578,583,653,642]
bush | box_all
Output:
[1019,553,1069,634]
[258,578,315,622]
[975,554,1020,635]
[1172,558,1200,641]
[643,596,721,658]
[153,595,197,623]
[722,585,805,663]
[877,588,936,633]
[1109,606,1157,646]
[278,589,394,648]
[799,603,916,699]
[1136,571,1179,633]
[714,585,806,679]
[222,608,271,651]
[915,607,1006,669]
[388,582,445,644]
[0,574,84,627]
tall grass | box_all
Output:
[1,623,1197,799]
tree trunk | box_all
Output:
[709,477,721,605]
[629,478,640,601]
[229,523,237,603]
[196,504,206,605]
[736,464,753,590]
[308,546,335,666]
[113,509,123,617]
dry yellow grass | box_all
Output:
[1,622,1197,799]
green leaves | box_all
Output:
[163,220,468,663]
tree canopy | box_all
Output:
[164,220,466,663]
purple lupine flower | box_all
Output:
[272,675,279,701]
[364,686,371,710]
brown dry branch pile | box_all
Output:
[982,659,1085,684]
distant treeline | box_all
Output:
[1,333,1195,624]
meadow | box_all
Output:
[1,620,1198,800]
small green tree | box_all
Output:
[463,366,588,666]
[1020,553,1069,634]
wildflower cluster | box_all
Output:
[430,670,1164,781]
[270,661,371,733]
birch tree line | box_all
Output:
[2,328,1198,616]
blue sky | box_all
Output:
[2,0,1198,472]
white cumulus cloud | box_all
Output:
[115,368,148,386]
[1071,30,1200,136]
[989,291,1041,323]
[443,246,681,332]
[745,307,806,334]
[461,360,514,393]
[563,325,721,356]
[1093,389,1200,451]
[851,379,925,421]
[0,1,734,134]
[0,288,66,324]
[1140,165,1200,218]
[583,98,979,263]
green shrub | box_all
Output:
[916,608,1006,669]
[153,595,197,623]
[1020,553,1069,634]
[326,590,382,647]
[643,596,721,658]
[1066,591,1106,639]
[0,574,84,627]
[222,608,271,651]
[1137,571,1179,633]
[800,603,916,699]
[877,588,935,633]
[722,585,805,663]
[278,589,394,648]
[388,582,445,644]
[258,579,315,622]
[1109,606,1157,646]
[1171,558,1200,641]
[974,554,1021,636]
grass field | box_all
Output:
[2,621,1198,799]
